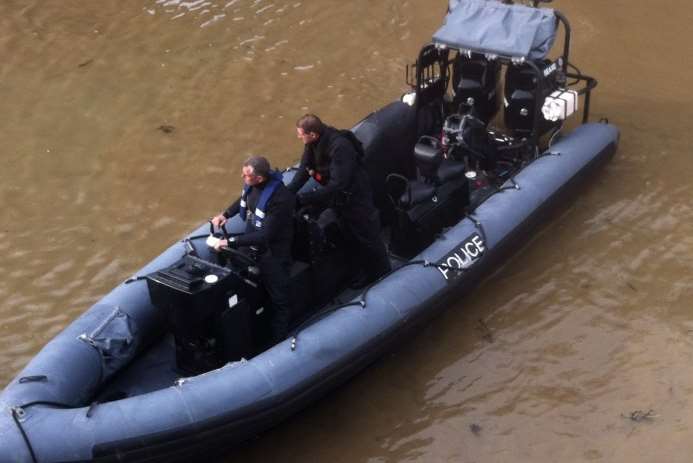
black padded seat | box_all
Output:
[415,135,466,184]
[414,136,443,181]
[400,182,436,207]
[438,159,467,182]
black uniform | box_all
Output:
[223,177,295,341]
[287,126,391,283]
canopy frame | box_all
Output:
[407,3,597,151]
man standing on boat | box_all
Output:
[289,114,391,288]
[211,156,295,341]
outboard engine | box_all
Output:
[451,53,501,124]
[504,59,561,137]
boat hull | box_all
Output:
[0,122,618,462]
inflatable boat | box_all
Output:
[0,1,619,461]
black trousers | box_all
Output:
[257,253,292,342]
[338,202,391,281]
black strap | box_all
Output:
[18,375,47,384]
[124,275,148,285]
[86,401,99,418]
[340,130,366,160]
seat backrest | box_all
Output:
[451,53,501,124]
[352,101,418,225]
[414,136,443,182]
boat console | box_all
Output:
[145,212,354,374]
[146,253,270,374]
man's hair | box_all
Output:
[296,114,324,135]
[243,155,271,179]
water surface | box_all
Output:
[2,1,692,461]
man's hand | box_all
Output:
[211,214,227,228]
[213,237,237,251]
[213,238,228,251]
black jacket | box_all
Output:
[223,179,295,260]
[287,126,372,208]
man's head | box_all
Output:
[296,114,324,145]
[241,155,271,186]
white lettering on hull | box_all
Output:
[437,233,486,280]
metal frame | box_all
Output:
[412,6,598,152]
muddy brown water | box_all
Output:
[2,0,693,461]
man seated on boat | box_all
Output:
[289,114,391,288]
[211,156,295,341]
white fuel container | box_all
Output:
[542,89,579,121]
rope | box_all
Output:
[465,213,487,244]
[289,300,364,349]
[536,148,563,159]
[289,253,478,350]
[566,61,584,86]
[548,121,565,148]
[11,407,38,463]
[497,177,520,192]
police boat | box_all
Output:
[0,1,619,461]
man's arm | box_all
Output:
[299,137,356,204]
[211,196,241,228]
[286,147,312,194]
[223,198,241,219]
[232,187,295,248]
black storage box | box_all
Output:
[146,255,261,373]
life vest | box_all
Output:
[239,171,283,229]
